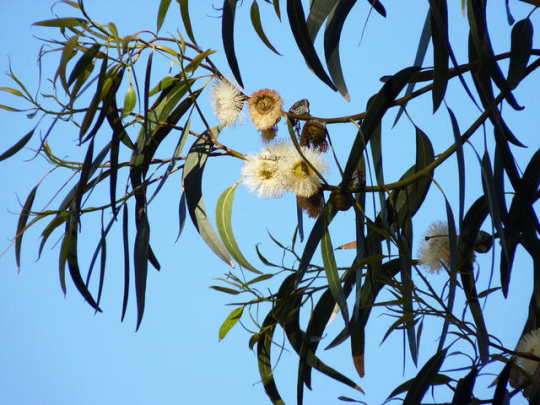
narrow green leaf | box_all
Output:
[0,128,34,161]
[451,365,477,405]
[67,44,100,87]
[402,348,448,405]
[306,0,338,40]
[393,11,431,126]
[321,208,349,324]
[222,0,244,88]
[179,0,197,44]
[33,18,87,28]
[121,84,137,119]
[75,139,95,215]
[62,213,102,312]
[121,204,130,322]
[157,0,173,32]
[258,315,285,405]
[176,191,187,242]
[459,196,490,363]
[507,18,533,89]
[0,87,25,98]
[251,1,281,55]
[15,185,38,271]
[323,0,352,100]
[219,307,244,341]
[134,213,150,331]
[216,185,260,273]
[388,373,451,400]
[364,0,386,16]
[183,126,234,267]
[428,0,449,112]
[287,0,337,92]
[493,360,513,405]
[342,66,420,186]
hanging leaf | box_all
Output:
[219,307,244,341]
[121,84,137,118]
[216,185,260,273]
[157,0,172,32]
[134,212,150,331]
[222,0,244,88]
[323,0,353,100]
[428,0,449,112]
[179,0,197,44]
[306,0,339,41]
[15,185,38,271]
[250,1,281,55]
[287,0,337,92]
[402,348,448,405]
[67,43,100,88]
[0,127,34,162]
[183,126,234,267]
[507,18,533,90]
[451,365,478,405]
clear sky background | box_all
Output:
[0,1,538,404]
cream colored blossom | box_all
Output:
[510,329,540,393]
[248,89,283,131]
[417,221,451,274]
[210,78,245,127]
[241,154,286,199]
[282,145,328,198]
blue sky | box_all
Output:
[0,1,538,404]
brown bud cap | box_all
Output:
[297,190,324,218]
[300,120,328,152]
[329,190,353,211]
[474,231,493,253]
[350,168,366,191]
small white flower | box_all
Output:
[241,155,287,199]
[210,78,245,127]
[510,328,540,392]
[282,145,328,198]
[417,221,451,274]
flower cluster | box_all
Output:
[417,221,453,274]
[241,140,328,199]
[510,328,540,398]
[210,78,245,127]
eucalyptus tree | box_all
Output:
[2,0,540,403]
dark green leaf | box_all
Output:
[222,0,244,88]
[121,204,130,322]
[216,185,260,273]
[451,365,477,404]
[493,360,514,405]
[428,0,449,112]
[388,372,451,400]
[306,0,338,41]
[507,18,533,89]
[67,44,100,87]
[323,0,353,100]
[15,185,38,271]
[287,0,337,92]
[157,0,172,32]
[134,213,150,331]
[177,191,187,242]
[251,1,281,55]
[402,348,448,405]
[342,66,420,186]
[219,307,244,341]
[179,0,197,44]
[75,139,95,215]
[183,126,234,267]
[258,314,285,405]
[33,18,87,28]
[321,208,349,324]
[393,12,430,126]
[0,128,34,162]
[364,0,386,16]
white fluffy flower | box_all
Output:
[417,221,451,274]
[281,144,328,198]
[241,154,287,199]
[210,78,245,127]
[510,329,540,392]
